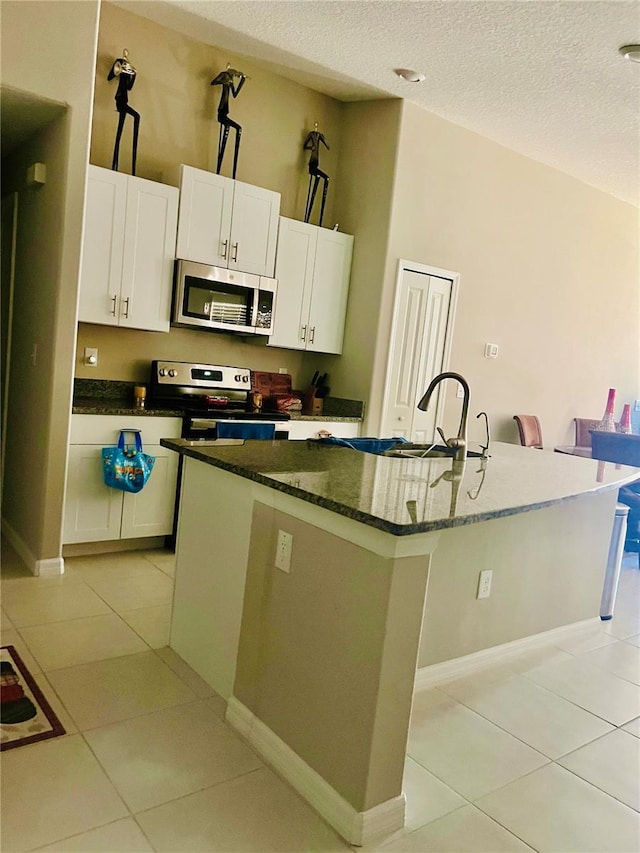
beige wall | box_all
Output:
[300,99,402,407]
[235,502,429,812]
[84,5,639,447]
[374,102,640,447]
[419,489,618,667]
[75,324,307,385]
[1,0,99,562]
[80,1,346,388]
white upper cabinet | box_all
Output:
[269,216,353,353]
[78,165,178,332]
[176,165,280,277]
[268,217,353,354]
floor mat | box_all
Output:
[1,645,65,750]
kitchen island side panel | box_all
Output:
[233,502,431,813]
[170,459,255,699]
[419,488,619,667]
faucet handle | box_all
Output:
[437,426,449,446]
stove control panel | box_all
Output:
[151,361,251,390]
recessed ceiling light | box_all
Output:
[619,44,640,63]
[394,68,425,83]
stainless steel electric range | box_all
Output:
[149,360,290,440]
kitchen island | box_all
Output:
[161,437,639,845]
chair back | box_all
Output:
[513,415,543,449]
[574,418,599,448]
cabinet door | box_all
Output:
[307,229,353,354]
[268,217,315,350]
[120,176,179,332]
[78,166,128,325]
[63,445,122,543]
[120,445,179,538]
[175,166,233,266]
[229,181,280,276]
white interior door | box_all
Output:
[380,262,457,441]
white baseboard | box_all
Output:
[62,536,166,558]
[414,617,601,690]
[1,518,64,576]
[226,697,405,846]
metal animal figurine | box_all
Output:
[211,64,247,179]
[107,48,140,175]
[303,123,330,227]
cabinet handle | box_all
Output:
[110,295,117,316]
[231,242,238,262]
[221,239,228,259]
[122,297,130,319]
[309,326,315,344]
[301,325,307,342]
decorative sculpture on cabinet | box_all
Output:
[303,122,330,227]
[211,64,247,179]
[107,48,140,175]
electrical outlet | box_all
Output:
[275,529,293,572]
[84,347,98,367]
[477,570,492,599]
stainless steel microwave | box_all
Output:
[172,260,276,336]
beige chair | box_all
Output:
[574,418,600,448]
[513,415,543,449]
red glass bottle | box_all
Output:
[598,388,616,432]
[619,403,631,434]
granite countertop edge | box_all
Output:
[159,439,640,537]
[72,404,362,422]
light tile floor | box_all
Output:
[1,540,639,852]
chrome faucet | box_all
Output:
[417,372,470,463]
[476,411,491,459]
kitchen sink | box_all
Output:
[381,444,484,459]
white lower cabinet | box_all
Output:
[287,421,361,441]
[63,416,181,544]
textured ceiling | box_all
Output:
[119,1,640,205]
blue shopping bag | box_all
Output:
[102,430,155,494]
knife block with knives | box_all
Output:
[303,372,329,415]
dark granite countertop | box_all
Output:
[159,439,640,536]
[72,379,363,422]
[71,402,361,422]
[288,413,362,423]
[72,399,183,417]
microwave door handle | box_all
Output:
[249,287,260,331]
